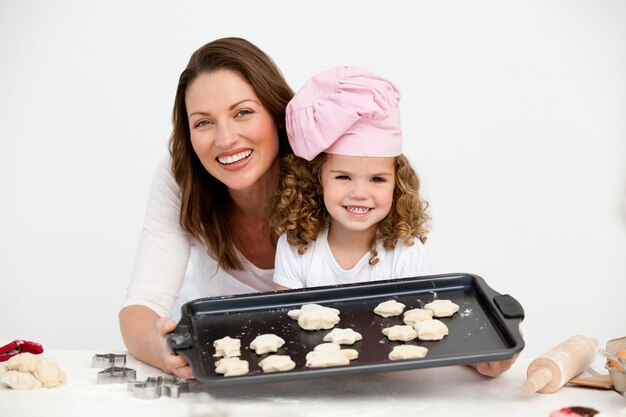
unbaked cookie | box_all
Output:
[213,336,241,358]
[402,308,434,325]
[414,319,449,340]
[305,343,359,368]
[424,299,459,317]
[249,334,285,355]
[258,355,296,373]
[214,357,249,377]
[388,345,429,360]
[322,328,363,345]
[373,300,406,317]
[288,304,340,330]
[382,325,419,342]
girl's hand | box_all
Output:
[156,317,194,379]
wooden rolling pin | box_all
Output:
[523,335,598,394]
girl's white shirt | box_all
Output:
[120,157,274,321]
[274,228,431,289]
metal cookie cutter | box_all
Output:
[93,353,136,384]
[97,366,137,384]
[127,376,189,399]
[92,353,127,368]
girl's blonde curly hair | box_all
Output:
[270,153,430,265]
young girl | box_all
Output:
[271,65,431,290]
[271,66,520,378]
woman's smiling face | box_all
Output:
[186,69,280,192]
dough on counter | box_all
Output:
[322,328,363,345]
[388,345,429,360]
[7,351,40,373]
[249,334,285,355]
[258,355,296,373]
[305,343,359,368]
[424,299,459,317]
[382,325,418,342]
[213,336,241,358]
[402,308,434,325]
[288,304,340,330]
[215,357,249,377]
[0,353,65,389]
[414,319,449,341]
[34,357,66,388]
[0,368,42,390]
[373,300,405,317]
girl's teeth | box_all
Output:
[218,150,252,165]
[347,207,369,214]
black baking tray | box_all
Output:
[167,273,524,387]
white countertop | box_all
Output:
[1,349,624,417]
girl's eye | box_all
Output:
[335,175,350,181]
[371,176,386,183]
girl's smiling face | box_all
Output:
[186,69,279,192]
[320,153,396,236]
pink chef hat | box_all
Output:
[286,65,402,161]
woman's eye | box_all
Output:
[235,109,253,117]
[194,120,212,128]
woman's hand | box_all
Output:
[470,326,523,377]
[119,306,194,379]
[471,353,519,377]
[156,317,193,379]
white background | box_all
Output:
[1,0,624,360]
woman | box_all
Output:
[119,37,293,378]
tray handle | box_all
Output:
[493,294,525,319]
[166,325,193,353]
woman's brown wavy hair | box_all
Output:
[271,153,430,265]
[169,37,294,270]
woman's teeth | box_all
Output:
[218,150,252,165]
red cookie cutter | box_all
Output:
[0,340,44,362]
